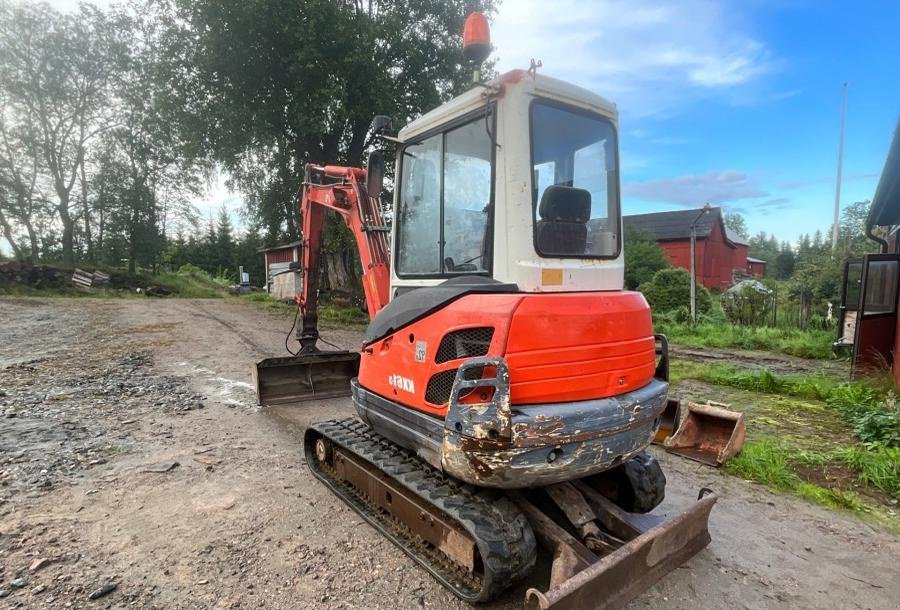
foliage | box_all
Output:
[723,212,749,239]
[726,440,800,489]
[156,0,495,247]
[656,321,834,359]
[721,279,773,326]
[669,361,836,399]
[623,227,669,290]
[639,268,711,315]
[827,386,900,447]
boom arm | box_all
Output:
[295,163,391,353]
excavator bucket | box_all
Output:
[253,352,360,405]
[652,399,681,445]
[664,402,746,466]
[515,485,717,610]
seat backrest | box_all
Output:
[536,185,591,255]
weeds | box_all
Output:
[237,293,368,327]
[726,440,800,489]
[656,320,835,359]
[727,440,896,518]
[670,361,836,400]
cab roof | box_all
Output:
[398,70,618,142]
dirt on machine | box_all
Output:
[254,12,734,609]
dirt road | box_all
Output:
[1,297,897,609]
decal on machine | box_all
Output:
[415,340,427,362]
[388,374,415,393]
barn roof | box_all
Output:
[258,240,302,253]
[623,207,730,243]
[746,256,767,264]
[867,118,900,228]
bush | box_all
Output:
[638,268,711,315]
[721,280,773,326]
[624,227,669,290]
[827,386,900,447]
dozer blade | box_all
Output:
[253,352,360,405]
[664,402,746,466]
[519,489,717,610]
[652,399,681,445]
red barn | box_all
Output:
[624,207,764,289]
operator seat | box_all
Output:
[535,185,590,255]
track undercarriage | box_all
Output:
[305,418,717,609]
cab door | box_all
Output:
[836,258,863,349]
[852,253,900,377]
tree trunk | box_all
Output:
[0,207,25,260]
[23,218,39,263]
[58,191,75,265]
[80,162,93,261]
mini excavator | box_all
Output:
[254,13,718,609]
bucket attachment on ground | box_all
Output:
[664,402,745,466]
[253,351,360,405]
[652,399,681,445]
[512,485,717,610]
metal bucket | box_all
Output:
[664,402,745,466]
[253,351,360,405]
[652,399,681,445]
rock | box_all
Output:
[30,558,51,572]
[11,577,28,588]
[32,584,46,594]
[88,582,117,599]
[0,589,9,598]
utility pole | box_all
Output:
[832,82,848,250]
[690,203,712,323]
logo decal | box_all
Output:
[388,374,415,393]
[415,341,427,362]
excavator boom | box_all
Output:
[255,162,388,405]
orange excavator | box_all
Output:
[254,13,717,609]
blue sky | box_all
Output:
[493,0,900,243]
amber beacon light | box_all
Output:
[462,11,491,64]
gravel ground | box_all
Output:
[0,297,897,609]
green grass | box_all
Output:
[725,439,800,489]
[670,361,837,400]
[153,265,229,298]
[0,263,229,299]
[656,321,835,359]
[236,292,368,327]
[726,440,897,525]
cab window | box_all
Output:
[396,111,494,276]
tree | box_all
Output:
[624,227,669,290]
[215,205,235,278]
[724,212,749,239]
[157,0,498,289]
[0,3,128,264]
[638,268,712,316]
[775,241,795,280]
[748,231,779,277]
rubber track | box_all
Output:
[304,418,536,603]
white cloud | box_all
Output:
[622,170,769,206]
[492,0,774,118]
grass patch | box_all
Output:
[670,361,837,400]
[153,265,229,298]
[726,440,898,525]
[725,440,799,489]
[236,292,368,327]
[656,321,835,359]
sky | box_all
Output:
[492,0,900,243]
[41,0,900,245]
